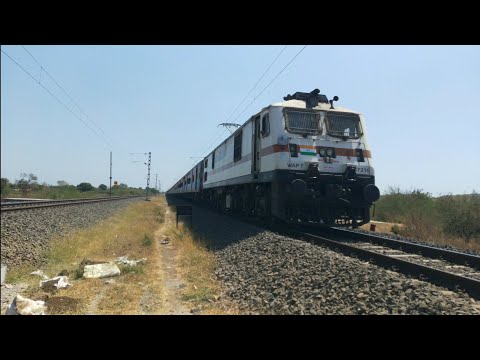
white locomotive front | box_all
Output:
[168,89,380,227]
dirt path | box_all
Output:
[82,206,191,315]
[152,207,191,315]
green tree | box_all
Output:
[98,184,108,191]
[118,183,128,189]
[15,173,38,197]
[1,178,11,197]
[437,192,480,243]
[57,180,70,187]
[77,182,94,192]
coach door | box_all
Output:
[252,115,261,178]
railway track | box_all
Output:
[0,196,143,212]
[285,227,480,299]
[168,197,480,299]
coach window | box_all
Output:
[205,158,208,168]
[234,130,242,162]
[212,150,215,169]
[204,171,208,182]
[261,114,270,137]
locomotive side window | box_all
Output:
[204,171,208,181]
[261,114,270,137]
[212,150,215,169]
[234,130,242,162]
[205,158,208,168]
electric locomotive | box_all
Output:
[168,89,380,227]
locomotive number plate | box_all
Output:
[355,166,370,174]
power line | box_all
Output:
[232,45,308,124]
[20,45,114,145]
[188,46,306,174]
[201,128,228,157]
[225,45,287,122]
[197,126,227,158]
[191,46,288,164]
[1,49,112,150]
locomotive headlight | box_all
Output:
[326,148,334,157]
[319,148,327,157]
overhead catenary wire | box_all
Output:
[201,128,228,157]
[19,47,141,167]
[1,48,113,150]
[202,46,307,158]
[232,45,308,124]
[20,45,114,145]
[173,46,307,190]
[176,127,228,182]
[191,46,289,164]
[197,126,226,157]
[225,45,287,123]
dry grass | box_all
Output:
[361,221,404,234]
[164,206,239,314]
[9,196,167,315]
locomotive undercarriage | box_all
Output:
[192,168,379,228]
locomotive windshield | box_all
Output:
[284,109,323,135]
[325,112,362,139]
[284,109,362,139]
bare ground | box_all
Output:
[154,212,191,314]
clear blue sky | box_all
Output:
[2,45,479,195]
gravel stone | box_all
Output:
[168,198,480,315]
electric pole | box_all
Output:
[109,151,112,197]
[145,152,151,200]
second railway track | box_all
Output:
[285,227,480,299]
[0,196,143,212]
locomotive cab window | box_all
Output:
[325,112,362,139]
[261,114,270,137]
[284,109,323,135]
[234,130,242,162]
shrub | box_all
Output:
[391,225,401,234]
[437,192,480,243]
[1,178,11,197]
[141,234,153,247]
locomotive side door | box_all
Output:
[199,162,204,191]
[252,115,261,178]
